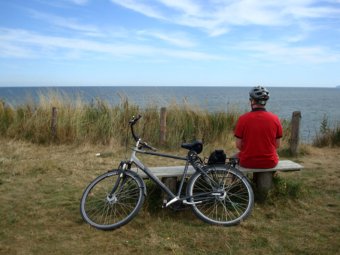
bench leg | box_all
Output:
[254,172,273,201]
[161,177,177,202]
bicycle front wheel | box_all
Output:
[187,165,254,226]
[80,170,145,230]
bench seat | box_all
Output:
[132,160,303,178]
[236,160,303,173]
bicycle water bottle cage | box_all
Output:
[181,141,203,154]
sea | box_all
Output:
[1,86,339,143]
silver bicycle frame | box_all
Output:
[129,139,194,207]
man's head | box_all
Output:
[249,86,270,107]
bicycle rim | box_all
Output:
[80,170,144,230]
[187,166,254,226]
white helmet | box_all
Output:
[249,86,270,105]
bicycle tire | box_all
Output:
[187,165,254,226]
[80,169,145,230]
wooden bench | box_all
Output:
[236,160,303,199]
[132,160,303,200]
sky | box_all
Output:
[0,0,340,87]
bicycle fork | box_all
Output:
[107,161,130,202]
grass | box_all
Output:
[0,94,242,147]
[313,124,340,148]
[0,93,293,151]
[1,91,338,253]
[0,139,339,254]
[312,114,340,147]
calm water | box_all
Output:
[1,86,339,142]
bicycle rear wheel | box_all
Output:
[80,170,145,230]
[187,165,254,226]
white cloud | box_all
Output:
[110,0,340,36]
[0,41,35,58]
[157,0,202,16]
[1,26,338,64]
[110,0,166,20]
[237,40,340,63]
[137,30,196,47]
[2,1,339,65]
[0,28,222,61]
[67,0,89,5]
[29,10,102,36]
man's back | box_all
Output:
[234,109,282,168]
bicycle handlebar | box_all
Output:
[129,114,142,125]
[129,115,157,151]
[129,115,141,142]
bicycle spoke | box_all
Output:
[80,170,144,230]
[188,167,254,226]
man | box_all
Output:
[234,86,283,169]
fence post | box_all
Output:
[51,107,58,140]
[160,107,167,145]
[290,111,301,156]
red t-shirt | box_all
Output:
[234,109,283,168]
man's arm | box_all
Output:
[276,138,281,148]
[236,138,242,150]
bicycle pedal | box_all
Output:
[162,199,167,208]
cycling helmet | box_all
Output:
[249,86,269,104]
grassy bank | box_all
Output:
[0,94,237,147]
[0,139,339,254]
[0,93,293,151]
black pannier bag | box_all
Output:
[207,150,226,165]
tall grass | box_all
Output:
[313,115,340,147]
[0,92,242,148]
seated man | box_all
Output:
[234,86,283,169]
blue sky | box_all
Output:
[0,0,339,87]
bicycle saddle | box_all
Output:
[181,140,203,154]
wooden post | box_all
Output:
[160,107,167,145]
[51,107,57,140]
[290,111,301,156]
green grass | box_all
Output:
[0,140,339,254]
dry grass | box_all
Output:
[0,95,244,148]
[0,139,339,255]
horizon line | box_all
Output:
[0,84,338,88]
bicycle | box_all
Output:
[80,115,254,230]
